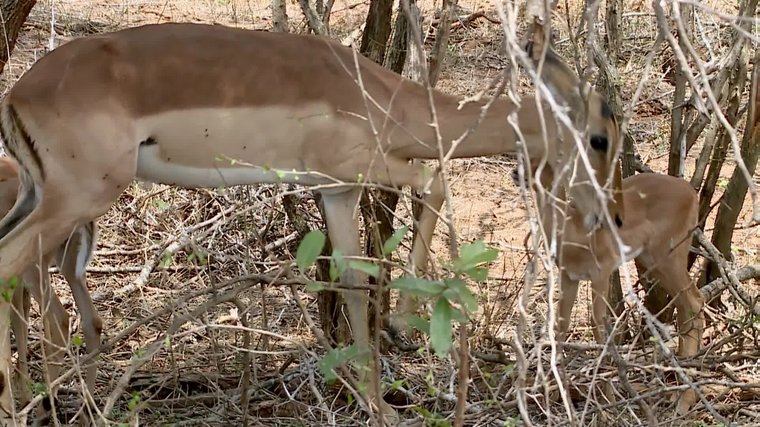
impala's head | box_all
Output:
[525,40,624,231]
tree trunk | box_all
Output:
[271,0,288,32]
[604,0,622,63]
[705,51,759,286]
[384,2,411,75]
[697,63,748,312]
[0,0,37,76]
[359,0,398,339]
[360,0,394,64]
[297,0,327,35]
[667,3,693,178]
[427,0,457,86]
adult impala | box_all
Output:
[0,23,623,423]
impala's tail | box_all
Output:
[0,102,42,241]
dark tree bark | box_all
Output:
[0,0,37,76]
[695,63,748,313]
[427,0,457,86]
[271,0,288,32]
[604,0,622,63]
[667,4,693,178]
[384,1,412,75]
[705,51,759,285]
[358,0,399,338]
[360,0,394,64]
[696,63,748,232]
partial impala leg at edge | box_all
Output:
[0,153,102,425]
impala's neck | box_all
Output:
[389,86,547,160]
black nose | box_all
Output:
[615,215,623,228]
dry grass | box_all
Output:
[0,0,758,426]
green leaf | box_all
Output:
[445,278,479,314]
[463,266,489,282]
[318,344,363,382]
[442,288,458,303]
[383,226,409,255]
[430,297,453,357]
[329,249,346,282]
[154,198,169,211]
[31,382,46,396]
[390,277,445,297]
[449,307,468,324]
[453,240,498,276]
[408,315,430,334]
[388,379,405,390]
[127,391,141,411]
[296,230,326,272]
[160,251,173,268]
[348,260,380,278]
[71,335,83,348]
[305,281,326,292]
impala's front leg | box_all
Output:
[652,263,704,415]
[392,171,445,333]
[589,273,613,345]
[556,271,580,342]
[320,188,396,423]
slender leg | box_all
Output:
[392,172,445,331]
[55,222,101,424]
[320,188,396,422]
[650,263,704,415]
[589,273,613,345]
[10,278,30,408]
[556,271,580,341]
[23,255,69,426]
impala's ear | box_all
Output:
[524,41,584,116]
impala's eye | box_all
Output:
[590,135,608,152]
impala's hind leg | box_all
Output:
[0,169,134,422]
[10,276,31,408]
[22,255,70,427]
[55,222,101,425]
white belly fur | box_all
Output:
[135,104,371,188]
